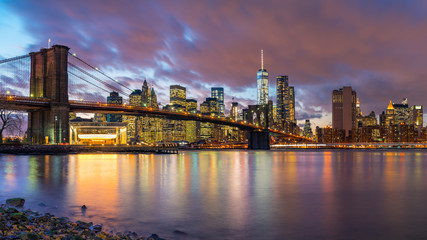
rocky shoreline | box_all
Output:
[0,198,165,240]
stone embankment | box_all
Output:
[0,198,165,239]
[0,145,178,155]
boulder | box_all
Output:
[19,232,40,240]
[6,198,25,207]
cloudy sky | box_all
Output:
[1,0,427,127]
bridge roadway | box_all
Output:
[0,95,311,141]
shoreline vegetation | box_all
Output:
[0,198,165,240]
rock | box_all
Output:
[76,220,92,229]
[10,212,28,221]
[6,207,19,213]
[92,224,102,233]
[38,202,47,207]
[6,198,25,207]
[19,232,40,240]
[173,229,188,235]
[147,233,166,240]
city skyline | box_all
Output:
[1,1,427,128]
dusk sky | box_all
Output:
[1,0,427,127]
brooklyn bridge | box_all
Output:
[0,45,311,149]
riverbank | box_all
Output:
[0,199,164,239]
[0,144,178,155]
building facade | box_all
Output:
[332,86,357,137]
[211,87,225,116]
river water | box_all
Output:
[1,150,427,239]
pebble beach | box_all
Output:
[0,198,165,240]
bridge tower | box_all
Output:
[247,104,270,150]
[28,45,70,144]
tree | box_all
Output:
[0,103,24,145]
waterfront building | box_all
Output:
[106,91,122,122]
[211,87,225,116]
[185,99,199,142]
[200,98,220,140]
[315,126,345,143]
[170,85,186,107]
[69,122,127,145]
[332,86,357,137]
[257,50,269,105]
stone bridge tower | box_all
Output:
[28,45,70,144]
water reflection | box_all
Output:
[1,150,427,239]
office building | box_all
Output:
[211,87,224,116]
[276,76,296,132]
[230,102,238,121]
[332,86,357,136]
[106,91,123,122]
[257,50,269,105]
[170,85,186,107]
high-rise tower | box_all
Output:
[257,50,269,105]
[332,86,357,136]
[211,87,224,116]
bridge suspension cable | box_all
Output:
[0,54,30,65]
[68,62,130,102]
[68,71,116,96]
[68,53,133,92]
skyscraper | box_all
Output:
[257,50,269,105]
[276,76,296,131]
[276,75,289,127]
[332,86,356,136]
[141,80,150,106]
[107,91,123,122]
[230,102,238,121]
[170,85,186,106]
[211,87,224,116]
[129,89,142,106]
[289,86,295,124]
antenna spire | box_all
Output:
[261,49,264,70]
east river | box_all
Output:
[1,150,427,239]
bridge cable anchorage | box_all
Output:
[0,54,30,65]
[68,53,133,92]
[68,62,130,101]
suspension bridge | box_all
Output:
[0,45,311,149]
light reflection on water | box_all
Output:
[1,150,427,239]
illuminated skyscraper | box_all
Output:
[129,89,142,106]
[141,80,150,106]
[230,101,238,121]
[276,76,296,131]
[332,86,356,136]
[211,87,224,116]
[170,85,186,106]
[412,105,423,127]
[106,91,122,122]
[257,50,268,105]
